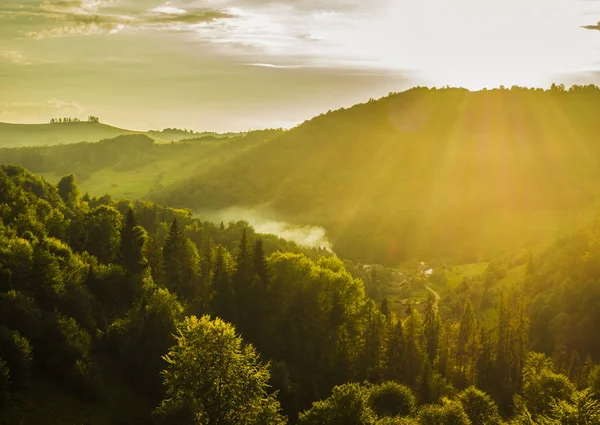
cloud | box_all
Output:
[0,0,233,38]
[0,50,30,65]
[214,0,384,13]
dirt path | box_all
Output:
[425,285,440,310]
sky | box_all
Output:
[0,0,599,131]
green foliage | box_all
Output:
[155,315,286,425]
[587,365,600,398]
[107,276,183,399]
[83,205,122,264]
[57,174,80,207]
[4,163,600,425]
[417,401,471,425]
[368,381,417,418]
[118,208,148,273]
[0,327,33,390]
[522,353,575,417]
[298,383,376,425]
[457,387,500,425]
[538,388,600,425]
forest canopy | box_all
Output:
[2,164,600,424]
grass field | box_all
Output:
[39,155,210,199]
[446,263,489,290]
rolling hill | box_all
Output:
[155,85,600,265]
[0,121,137,148]
[0,130,281,199]
[0,121,240,148]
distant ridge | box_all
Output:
[0,121,137,148]
[0,122,219,148]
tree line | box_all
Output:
[50,116,99,124]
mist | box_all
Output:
[196,206,333,252]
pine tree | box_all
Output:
[404,307,424,387]
[253,238,268,287]
[119,208,148,274]
[385,318,407,383]
[163,218,198,299]
[210,246,234,322]
[457,300,479,387]
[423,293,440,362]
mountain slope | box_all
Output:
[156,86,600,264]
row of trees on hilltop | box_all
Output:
[50,116,99,124]
[2,165,600,423]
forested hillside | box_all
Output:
[0,131,279,199]
[3,165,600,424]
[157,85,600,265]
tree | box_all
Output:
[107,277,183,400]
[423,293,440,362]
[119,208,148,274]
[163,218,199,300]
[57,174,80,207]
[155,315,286,425]
[0,327,33,390]
[404,306,424,387]
[298,383,376,425]
[210,245,235,321]
[539,388,600,425]
[457,301,479,387]
[457,387,500,425]
[417,401,471,425]
[253,238,269,287]
[84,205,122,264]
[385,319,407,383]
[522,353,575,417]
[368,381,416,418]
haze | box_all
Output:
[1,0,599,132]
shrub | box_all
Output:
[369,382,417,418]
[457,387,500,425]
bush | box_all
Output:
[417,401,471,425]
[299,383,377,425]
[369,382,417,418]
[457,387,500,425]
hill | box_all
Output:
[155,85,600,265]
[0,121,137,148]
[0,130,281,199]
[0,122,242,148]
